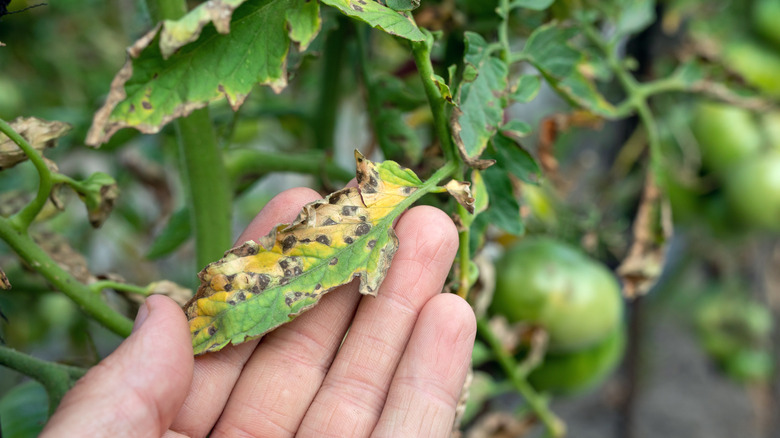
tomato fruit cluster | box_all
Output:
[489,237,625,393]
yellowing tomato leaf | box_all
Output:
[185,151,429,355]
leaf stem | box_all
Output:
[456,205,471,299]
[476,318,566,437]
[89,280,150,296]
[0,345,87,413]
[0,118,54,233]
[224,148,354,188]
[410,31,457,164]
[0,217,134,336]
[497,0,512,62]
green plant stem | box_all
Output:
[314,18,346,152]
[476,318,566,437]
[176,110,233,269]
[497,0,511,61]
[0,217,134,336]
[144,0,232,270]
[456,205,471,299]
[0,346,87,413]
[581,23,662,169]
[89,280,150,296]
[411,33,457,164]
[224,148,354,187]
[0,119,54,233]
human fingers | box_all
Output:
[296,206,459,438]
[371,293,476,438]
[167,187,322,437]
[41,295,193,438]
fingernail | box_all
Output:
[132,301,150,333]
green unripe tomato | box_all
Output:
[724,151,780,232]
[753,0,780,49]
[690,102,762,173]
[723,349,775,383]
[527,324,626,395]
[723,40,780,98]
[490,237,624,352]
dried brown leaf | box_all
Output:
[617,173,673,298]
[34,232,94,284]
[0,267,10,290]
[445,179,475,214]
[0,117,70,170]
[147,280,192,306]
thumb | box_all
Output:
[41,294,194,437]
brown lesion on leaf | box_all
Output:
[329,257,338,265]
[316,235,331,246]
[367,239,377,249]
[355,223,372,236]
[281,235,297,252]
[323,217,337,226]
[344,236,354,244]
[141,101,152,110]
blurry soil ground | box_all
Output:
[549,310,761,438]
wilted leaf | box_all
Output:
[34,232,94,284]
[0,117,70,170]
[0,267,10,290]
[74,173,119,228]
[471,170,489,217]
[185,151,428,355]
[146,280,193,306]
[453,32,509,164]
[445,179,475,214]
[617,174,672,298]
[87,0,321,146]
[320,0,424,41]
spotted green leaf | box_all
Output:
[452,32,509,167]
[185,151,427,355]
[87,0,321,146]
[319,0,424,41]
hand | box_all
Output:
[41,187,476,438]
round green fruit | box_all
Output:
[691,102,762,173]
[724,40,780,98]
[528,325,626,395]
[753,0,780,49]
[724,151,780,232]
[490,237,624,352]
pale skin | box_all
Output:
[41,187,477,438]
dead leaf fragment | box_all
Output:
[74,172,120,228]
[34,232,94,284]
[617,173,673,298]
[0,268,10,290]
[0,117,70,170]
[445,179,475,214]
[146,280,193,306]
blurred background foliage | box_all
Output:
[1,0,780,437]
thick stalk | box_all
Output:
[477,318,566,437]
[0,217,134,336]
[145,0,232,270]
[0,346,87,413]
[314,19,346,152]
[411,35,457,163]
[456,204,471,299]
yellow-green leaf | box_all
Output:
[185,151,427,355]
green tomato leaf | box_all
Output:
[511,75,541,103]
[490,132,541,184]
[385,0,420,12]
[319,0,424,41]
[87,0,321,146]
[0,381,48,438]
[508,0,555,10]
[365,74,425,163]
[524,24,617,117]
[146,207,192,260]
[185,151,430,355]
[501,120,532,138]
[482,165,524,235]
[452,32,509,166]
